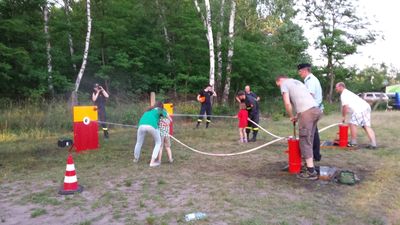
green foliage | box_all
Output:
[0,0,310,101]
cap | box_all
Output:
[297,63,311,70]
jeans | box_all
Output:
[134,125,161,160]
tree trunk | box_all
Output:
[71,0,92,106]
[204,0,215,88]
[216,0,225,102]
[193,0,207,33]
[63,0,77,72]
[327,53,334,103]
[222,0,236,103]
[43,2,54,97]
[193,0,215,87]
[156,0,172,64]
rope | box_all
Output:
[98,121,137,128]
[172,113,236,119]
[247,118,283,139]
[170,135,285,156]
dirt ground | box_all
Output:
[1,112,400,225]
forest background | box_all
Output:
[1,0,399,105]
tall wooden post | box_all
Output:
[150,92,156,106]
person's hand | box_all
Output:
[290,116,297,123]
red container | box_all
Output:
[338,124,348,147]
[287,138,302,174]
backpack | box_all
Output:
[336,170,358,185]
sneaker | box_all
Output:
[281,164,289,171]
[244,139,248,143]
[347,143,358,147]
[366,145,377,150]
[296,170,318,180]
[149,161,161,167]
[169,158,174,163]
[133,158,139,163]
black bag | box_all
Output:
[58,138,73,148]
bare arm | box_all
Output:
[342,105,348,123]
[282,92,296,122]
[235,96,241,103]
[102,89,109,98]
[92,92,99,102]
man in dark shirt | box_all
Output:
[237,91,260,142]
[196,84,217,128]
[92,83,110,138]
[236,85,260,103]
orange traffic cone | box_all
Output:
[59,154,83,195]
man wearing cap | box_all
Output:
[276,75,322,180]
[92,83,110,138]
[297,63,323,162]
[335,82,377,149]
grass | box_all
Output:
[1,101,400,224]
[30,208,47,218]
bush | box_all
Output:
[322,101,340,115]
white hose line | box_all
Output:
[318,123,341,133]
[170,135,285,157]
[247,118,283,139]
[170,122,340,157]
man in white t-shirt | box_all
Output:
[335,82,377,149]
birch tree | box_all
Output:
[63,0,77,72]
[43,1,54,96]
[222,0,236,103]
[215,0,225,99]
[156,0,172,64]
[71,0,92,106]
[194,0,215,88]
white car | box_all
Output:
[357,92,389,105]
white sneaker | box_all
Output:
[133,158,139,163]
[149,161,161,167]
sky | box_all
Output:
[295,0,400,71]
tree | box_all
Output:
[63,0,77,72]
[71,0,92,106]
[215,0,225,99]
[193,0,215,88]
[222,0,236,103]
[43,1,54,97]
[303,0,377,102]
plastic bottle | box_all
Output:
[184,212,207,222]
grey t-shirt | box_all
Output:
[280,78,318,113]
